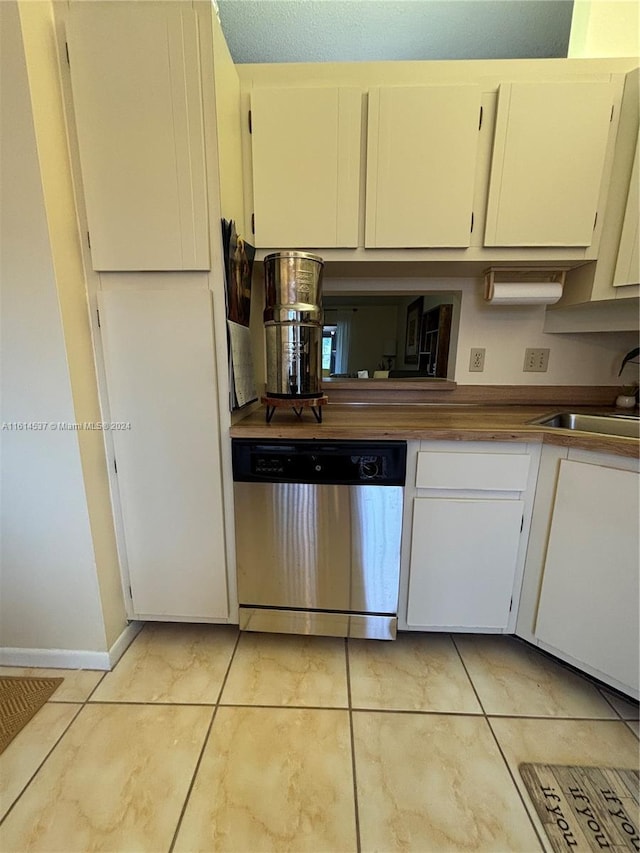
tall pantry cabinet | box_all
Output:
[62,1,242,621]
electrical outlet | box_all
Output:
[523,348,550,372]
[469,347,485,372]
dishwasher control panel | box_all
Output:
[232,439,406,486]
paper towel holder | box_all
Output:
[483,267,568,302]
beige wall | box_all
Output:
[18,0,128,650]
[454,278,638,385]
[569,1,640,58]
[0,1,109,653]
[0,1,128,655]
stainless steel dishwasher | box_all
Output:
[232,439,406,639]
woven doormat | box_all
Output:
[520,763,639,852]
[0,676,63,754]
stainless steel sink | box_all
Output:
[529,412,640,439]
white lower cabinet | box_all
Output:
[528,454,639,698]
[408,497,524,629]
[402,441,538,633]
[98,284,228,621]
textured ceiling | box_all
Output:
[216,0,574,64]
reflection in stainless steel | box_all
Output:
[235,482,403,629]
[264,251,324,398]
[351,485,404,611]
[265,323,322,397]
[273,482,320,606]
[239,608,397,640]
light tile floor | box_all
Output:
[0,626,638,852]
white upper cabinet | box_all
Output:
[365,86,481,248]
[485,81,615,247]
[67,1,209,271]
[250,87,362,248]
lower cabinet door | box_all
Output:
[535,460,639,693]
[407,498,523,630]
[98,286,228,620]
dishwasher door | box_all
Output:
[234,481,404,638]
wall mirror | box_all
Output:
[322,292,461,380]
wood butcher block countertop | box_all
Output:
[230,404,640,459]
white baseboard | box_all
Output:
[0,646,111,670]
[108,621,143,668]
[0,621,144,672]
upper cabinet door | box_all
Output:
[485,81,614,247]
[613,136,639,287]
[250,87,362,248]
[365,86,481,248]
[67,2,209,271]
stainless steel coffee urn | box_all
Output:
[263,251,324,398]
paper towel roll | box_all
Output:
[484,281,563,305]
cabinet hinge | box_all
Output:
[520,515,524,532]
[128,584,132,598]
[593,211,598,231]
[478,106,483,130]
[96,308,101,328]
[470,212,474,233]
[248,110,252,134]
[610,104,614,122]
[509,596,513,612]
[251,213,255,234]
[87,231,91,249]
[114,458,118,474]
[65,41,70,65]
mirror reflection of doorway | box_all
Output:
[323,294,459,379]
[322,325,337,377]
[418,304,453,378]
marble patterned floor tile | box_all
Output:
[489,717,640,850]
[0,667,104,702]
[90,623,238,704]
[0,703,81,820]
[348,633,481,713]
[599,688,640,719]
[353,711,541,852]
[455,636,618,718]
[220,632,348,707]
[173,706,356,853]
[0,703,211,853]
